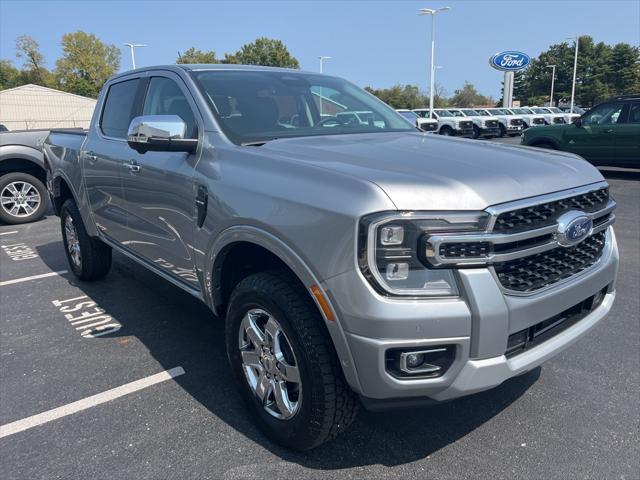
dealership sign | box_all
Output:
[490,51,530,71]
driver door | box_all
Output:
[563,102,625,163]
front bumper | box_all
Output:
[324,228,618,403]
[480,126,501,137]
[453,128,474,137]
[507,125,523,134]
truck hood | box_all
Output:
[260,132,604,210]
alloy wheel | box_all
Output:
[0,181,41,218]
[238,308,302,420]
[64,215,82,269]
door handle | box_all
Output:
[124,160,141,173]
[602,129,614,134]
[86,151,98,163]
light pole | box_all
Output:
[419,6,450,119]
[567,36,580,114]
[318,56,332,74]
[546,64,556,107]
[123,43,147,69]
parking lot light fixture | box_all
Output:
[318,56,332,74]
[419,7,450,119]
[123,43,147,70]
[546,65,556,107]
[567,36,581,114]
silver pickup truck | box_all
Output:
[44,64,619,450]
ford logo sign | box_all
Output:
[490,51,530,71]
[557,211,593,247]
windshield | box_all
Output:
[192,70,414,144]
[449,110,465,117]
[548,107,563,113]
[461,109,481,116]
[532,108,549,114]
[434,110,454,117]
[475,110,491,116]
[398,110,419,120]
[490,109,507,115]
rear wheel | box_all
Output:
[60,199,112,280]
[226,270,359,450]
[0,172,48,225]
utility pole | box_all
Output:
[123,43,147,69]
[419,7,450,119]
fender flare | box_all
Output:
[205,225,363,392]
[0,145,45,171]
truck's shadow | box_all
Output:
[37,242,539,469]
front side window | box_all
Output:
[191,70,413,144]
[101,78,140,139]
[583,103,625,125]
[143,77,197,138]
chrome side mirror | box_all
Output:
[127,115,197,154]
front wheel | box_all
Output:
[0,172,49,225]
[60,199,112,280]
[226,270,359,450]
[439,126,453,136]
[472,125,481,139]
[498,124,507,137]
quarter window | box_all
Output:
[143,77,197,138]
[101,79,140,139]
[627,103,640,124]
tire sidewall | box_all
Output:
[0,172,48,225]
[226,280,324,448]
[60,200,85,277]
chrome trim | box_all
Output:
[490,226,614,297]
[399,348,447,374]
[425,198,615,267]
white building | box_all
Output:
[0,84,96,130]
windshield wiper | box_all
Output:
[241,139,276,147]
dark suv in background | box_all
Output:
[521,95,640,168]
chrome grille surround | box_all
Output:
[423,182,615,294]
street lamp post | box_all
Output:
[419,7,450,119]
[123,43,147,69]
[567,36,580,114]
[546,64,556,107]
[318,56,332,74]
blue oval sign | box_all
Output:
[490,51,530,71]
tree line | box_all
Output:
[364,82,494,109]
[0,33,299,98]
[512,36,639,107]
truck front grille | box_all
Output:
[510,119,523,126]
[460,121,473,129]
[493,187,609,233]
[423,183,615,294]
[494,231,606,292]
[553,117,566,124]
[533,118,545,125]
[486,120,498,128]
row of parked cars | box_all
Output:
[397,106,581,138]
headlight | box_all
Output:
[358,211,489,297]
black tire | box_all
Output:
[498,124,507,137]
[472,125,481,139]
[60,199,112,280]
[226,270,359,450]
[439,126,453,136]
[532,142,558,150]
[0,172,49,225]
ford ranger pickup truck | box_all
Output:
[44,64,619,451]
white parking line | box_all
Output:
[0,366,186,439]
[0,270,68,287]
[0,231,19,236]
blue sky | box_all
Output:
[1,0,638,98]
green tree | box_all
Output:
[55,31,120,97]
[364,84,427,109]
[449,81,494,107]
[223,37,299,68]
[16,35,49,85]
[177,47,217,64]
[0,60,22,90]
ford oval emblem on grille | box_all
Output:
[557,211,593,247]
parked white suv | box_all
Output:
[477,108,524,137]
[449,108,501,139]
[396,109,438,133]
[414,108,474,137]
[506,107,546,129]
[524,107,567,125]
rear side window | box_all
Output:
[627,103,640,124]
[100,79,140,139]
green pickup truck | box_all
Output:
[521,95,639,168]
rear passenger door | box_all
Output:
[120,72,202,288]
[615,102,640,166]
[83,76,142,243]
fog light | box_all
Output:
[405,353,424,368]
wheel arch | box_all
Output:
[206,225,363,393]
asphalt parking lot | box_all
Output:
[1,166,638,479]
